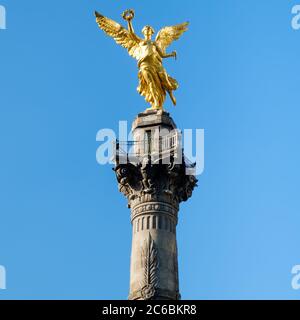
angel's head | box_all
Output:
[142,25,155,40]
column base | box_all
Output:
[128,288,181,300]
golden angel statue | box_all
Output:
[95,9,188,110]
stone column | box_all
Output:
[114,110,197,300]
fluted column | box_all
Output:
[129,191,180,300]
[113,110,197,300]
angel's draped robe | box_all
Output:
[136,41,178,109]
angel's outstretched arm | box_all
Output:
[155,22,188,59]
[127,19,135,34]
[156,45,177,60]
[122,10,135,35]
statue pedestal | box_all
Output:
[113,110,197,300]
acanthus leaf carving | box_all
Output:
[114,158,197,206]
[140,233,159,300]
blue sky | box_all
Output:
[0,0,300,299]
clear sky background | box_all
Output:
[0,0,300,299]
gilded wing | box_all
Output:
[95,11,141,59]
[155,22,189,53]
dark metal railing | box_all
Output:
[113,132,181,163]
